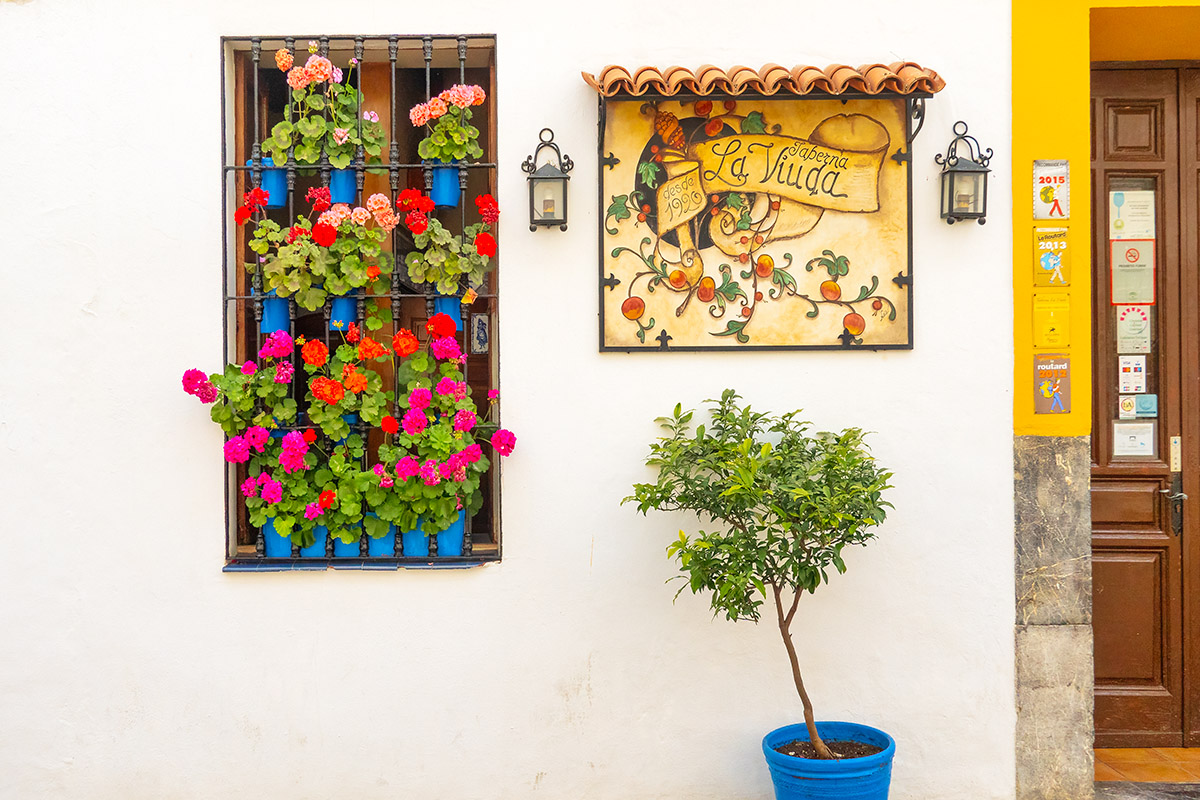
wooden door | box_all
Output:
[1091,67,1185,747]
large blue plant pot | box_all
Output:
[367,526,396,556]
[329,292,359,332]
[247,157,287,208]
[400,511,465,557]
[364,513,396,556]
[432,295,462,332]
[329,168,356,204]
[762,722,896,800]
[332,526,363,557]
[258,288,290,335]
[300,526,328,558]
[431,162,461,208]
[261,517,292,557]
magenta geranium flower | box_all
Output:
[258,330,294,359]
[303,502,323,520]
[396,456,420,481]
[240,477,259,497]
[452,409,476,432]
[260,478,283,504]
[409,386,432,410]
[402,408,428,436]
[491,429,516,457]
[430,336,461,360]
[245,426,269,453]
[224,435,250,463]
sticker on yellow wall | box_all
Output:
[1033,227,1070,286]
[1035,354,1071,414]
[1033,293,1070,348]
[1033,160,1070,219]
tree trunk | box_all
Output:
[772,584,836,760]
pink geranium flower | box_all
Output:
[396,456,420,481]
[245,426,269,453]
[224,436,250,463]
[409,386,432,410]
[401,408,428,436]
[260,478,283,504]
[491,429,516,457]
[430,336,461,360]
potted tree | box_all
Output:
[625,389,895,800]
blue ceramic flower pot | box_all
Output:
[368,526,396,556]
[258,288,290,335]
[261,517,292,557]
[332,527,362,557]
[431,162,461,208]
[400,511,465,557]
[762,721,896,800]
[329,291,359,332]
[301,526,329,558]
[247,157,287,208]
[432,294,463,332]
[364,513,396,556]
[329,168,356,204]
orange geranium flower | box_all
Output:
[310,376,345,405]
[301,339,329,367]
[392,328,419,357]
[342,367,368,394]
[357,337,388,360]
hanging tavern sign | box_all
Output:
[584,64,943,351]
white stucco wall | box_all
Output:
[0,1,1014,798]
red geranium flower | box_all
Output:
[286,225,310,244]
[381,415,399,434]
[357,337,388,360]
[234,205,252,225]
[474,193,500,224]
[345,322,361,344]
[318,490,336,509]
[426,312,457,339]
[367,265,381,280]
[243,187,270,209]
[311,223,337,247]
[405,210,428,235]
[306,186,332,213]
[302,429,318,444]
[392,329,419,357]
[397,188,435,213]
[301,339,329,367]
[474,231,496,258]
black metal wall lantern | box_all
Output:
[522,128,573,231]
[936,121,992,225]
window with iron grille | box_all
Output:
[219,34,501,570]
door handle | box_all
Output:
[1161,490,1189,501]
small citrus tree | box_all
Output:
[625,390,893,759]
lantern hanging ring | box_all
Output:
[935,121,992,169]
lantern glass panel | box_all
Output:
[532,177,565,224]
[952,171,984,216]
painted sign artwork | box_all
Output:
[600,96,913,350]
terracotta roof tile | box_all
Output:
[582,62,945,97]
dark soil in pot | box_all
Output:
[773,739,885,760]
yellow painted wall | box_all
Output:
[1092,6,1200,62]
[1013,0,1200,437]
